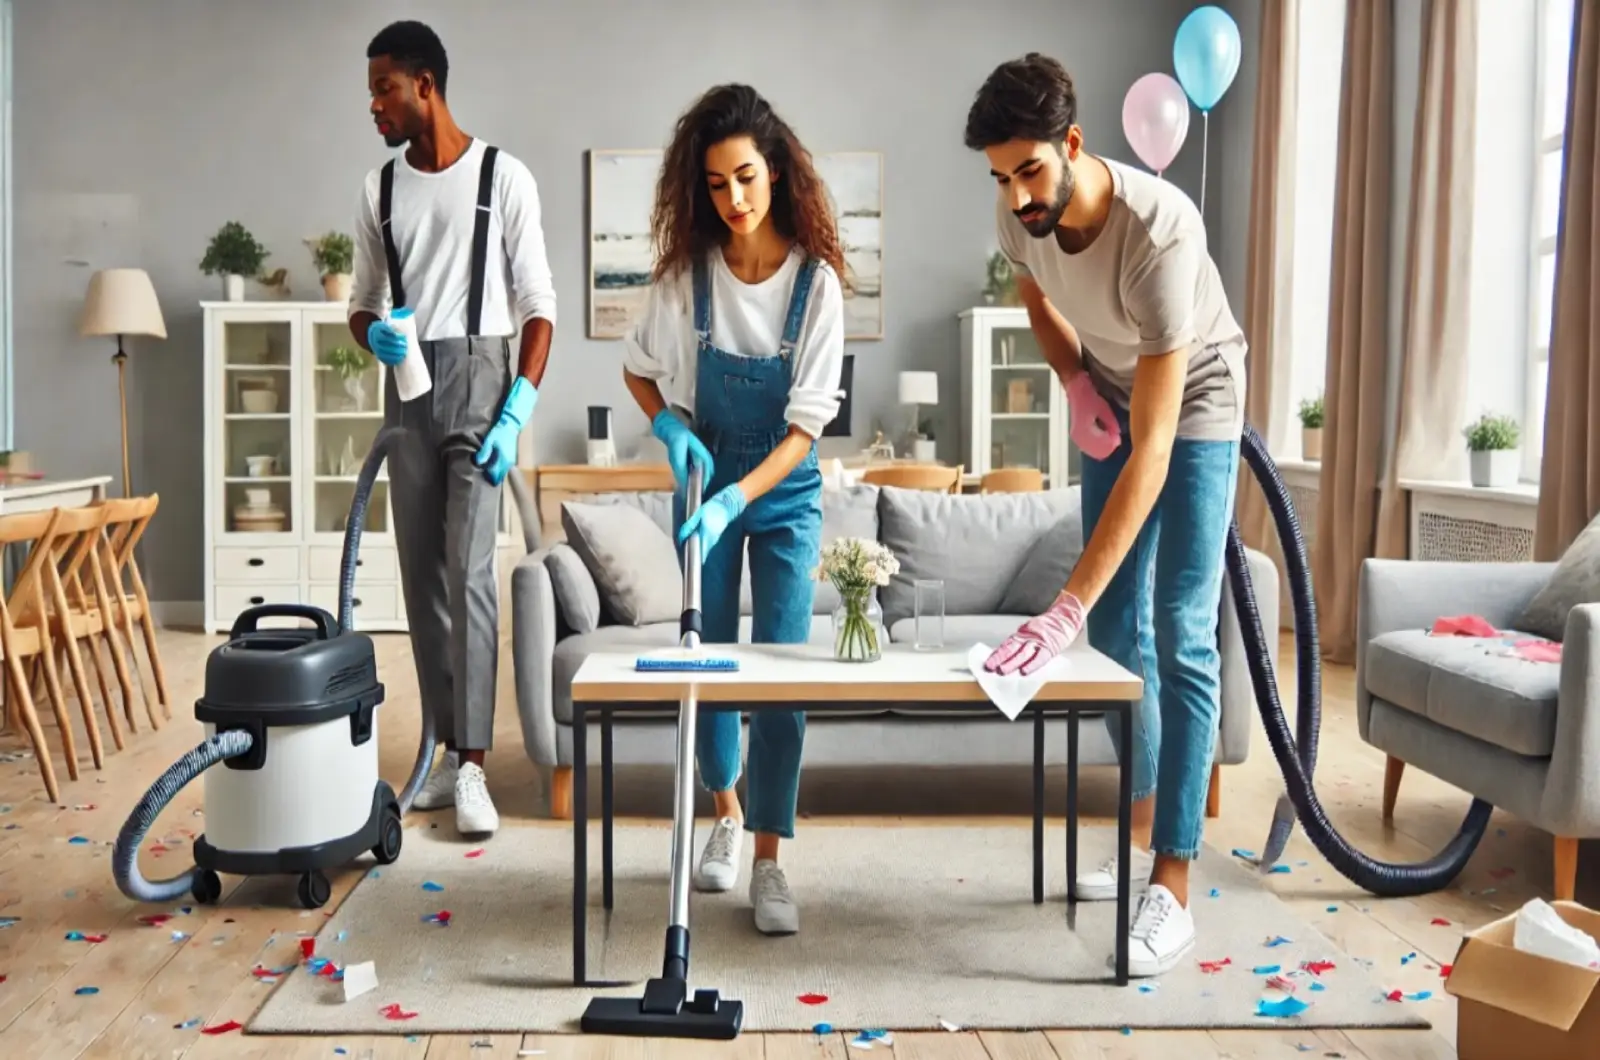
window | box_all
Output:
[0,0,10,451]
[1524,0,1574,481]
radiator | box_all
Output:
[1408,489,1536,562]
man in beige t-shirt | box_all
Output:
[967,53,1249,979]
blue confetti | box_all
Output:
[1310,982,1327,992]
[1209,888,1221,898]
[1256,995,1310,1018]
[1401,952,1417,965]
[75,986,99,996]
[1406,990,1433,1001]
[0,916,19,928]
[1268,864,1291,874]
[174,1018,201,1029]
[422,881,444,892]
[67,836,89,844]
[813,1022,833,1034]
[1326,905,1339,912]
[1231,848,1256,860]
[1253,964,1282,975]
[336,930,348,943]
[1265,936,1292,948]
[1121,1027,1133,1035]
[1138,983,1157,993]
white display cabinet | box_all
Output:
[958,307,1076,487]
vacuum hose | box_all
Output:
[112,425,437,903]
[1229,422,1493,896]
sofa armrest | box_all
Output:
[1541,604,1600,835]
[511,546,561,768]
[1216,546,1278,766]
[1355,558,1556,735]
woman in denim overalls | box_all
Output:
[622,84,849,936]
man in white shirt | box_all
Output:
[968,53,1248,977]
[348,20,557,838]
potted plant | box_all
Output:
[1298,393,1325,461]
[324,344,374,410]
[983,251,1018,306]
[912,413,937,462]
[201,221,269,301]
[1463,412,1521,488]
[307,231,355,302]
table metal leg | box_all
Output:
[1115,703,1132,985]
[1032,703,1044,904]
[573,704,588,986]
[1066,709,1080,909]
[601,708,614,912]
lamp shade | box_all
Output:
[898,370,939,405]
[79,268,167,339]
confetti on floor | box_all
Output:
[422,881,444,892]
[380,1003,418,1020]
[464,849,485,859]
[1256,995,1310,1018]
[201,1020,242,1034]
[74,986,99,996]
[797,993,828,1005]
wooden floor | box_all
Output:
[1,622,1593,1059]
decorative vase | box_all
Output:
[912,438,937,462]
[832,590,883,663]
[1302,427,1322,462]
[341,373,365,411]
[224,274,245,302]
[322,273,353,302]
[1470,449,1519,488]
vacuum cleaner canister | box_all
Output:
[191,604,401,909]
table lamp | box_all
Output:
[79,268,167,497]
[898,370,939,460]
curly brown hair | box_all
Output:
[650,83,848,287]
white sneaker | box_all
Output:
[411,750,459,811]
[454,762,499,836]
[1074,847,1155,901]
[1118,884,1195,977]
[750,859,799,936]
[694,817,742,892]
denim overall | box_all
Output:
[674,252,824,840]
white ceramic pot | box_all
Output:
[322,273,353,302]
[1470,449,1519,488]
[1302,427,1323,462]
[224,273,245,301]
[913,438,937,462]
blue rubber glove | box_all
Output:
[677,484,747,556]
[366,318,410,367]
[652,409,714,494]
[474,377,539,486]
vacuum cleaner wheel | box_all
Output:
[191,869,223,905]
[372,803,403,866]
[297,870,332,910]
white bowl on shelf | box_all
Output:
[240,389,278,414]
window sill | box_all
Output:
[1399,477,1539,507]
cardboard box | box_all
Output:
[1445,900,1600,1060]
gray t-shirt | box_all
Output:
[997,155,1248,442]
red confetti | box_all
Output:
[465,849,485,859]
[1430,918,1451,926]
[73,933,108,944]
[317,961,340,978]
[250,967,284,980]
[380,1003,418,1020]
[0,976,7,984]
[137,914,172,927]
[797,993,828,1005]
[149,844,170,855]
[1440,964,1453,977]
[299,938,315,960]
[1301,960,1337,976]
[424,911,452,926]
[1266,975,1297,993]
[1199,957,1232,974]
[1386,990,1404,1003]
[201,1020,242,1035]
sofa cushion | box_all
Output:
[886,614,1036,648]
[997,506,1085,615]
[814,484,883,614]
[1364,629,1561,757]
[561,501,681,626]
[1518,512,1600,642]
[544,542,602,634]
[876,486,1081,625]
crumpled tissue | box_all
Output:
[1514,897,1600,969]
[967,643,1051,721]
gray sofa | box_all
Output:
[510,482,1280,819]
[1356,545,1600,901]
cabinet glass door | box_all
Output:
[220,318,295,536]
[988,325,1054,474]
[307,319,389,539]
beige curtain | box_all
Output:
[1374,0,1480,560]
[1237,0,1300,557]
[1534,0,1600,560]
[1314,0,1394,665]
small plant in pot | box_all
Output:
[201,221,269,302]
[307,231,355,303]
[912,414,937,462]
[983,251,1019,306]
[1298,393,1325,461]
[324,344,374,410]
[1463,412,1521,488]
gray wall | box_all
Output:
[13,0,1249,606]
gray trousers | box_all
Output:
[384,335,511,751]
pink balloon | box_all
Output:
[1122,73,1191,174]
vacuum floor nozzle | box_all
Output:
[580,979,744,1039]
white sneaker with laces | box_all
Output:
[1074,847,1155,901]
[454,761,499,836]
[411,750,459,811]
[694,817,742,892]
[750,859,799,936]
[1117,883,1195,977]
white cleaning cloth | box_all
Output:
[967,642,1052,721]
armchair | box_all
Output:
[1356,557,1600,900]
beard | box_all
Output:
[1015,163,1076,238]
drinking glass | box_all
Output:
[914,578,945,651]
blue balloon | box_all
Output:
[1173,5,1242,111]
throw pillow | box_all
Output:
[1517,513,1600,642]
[560,501,681,626]
[997,509,1085,614]
[543,543,602,635]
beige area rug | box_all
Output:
[246,822,1431,1035]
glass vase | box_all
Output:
[832,591,883,663]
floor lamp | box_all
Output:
[79,268,167,497]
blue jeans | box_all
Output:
[673,446,821,839]
[1079,407,1240,861]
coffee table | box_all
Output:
[568,641,1145,986]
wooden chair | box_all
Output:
[0,508,75,800]
[861,463,964,493]
[44,503,133,753]
[93,494,169,726]
[980,468,1045,493]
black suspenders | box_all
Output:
[378,143,500,337]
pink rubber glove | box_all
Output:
[1067,372,1121,460]
[984,591,1088,675]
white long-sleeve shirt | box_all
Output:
[348,138,557,341]
[622,248,845,439]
